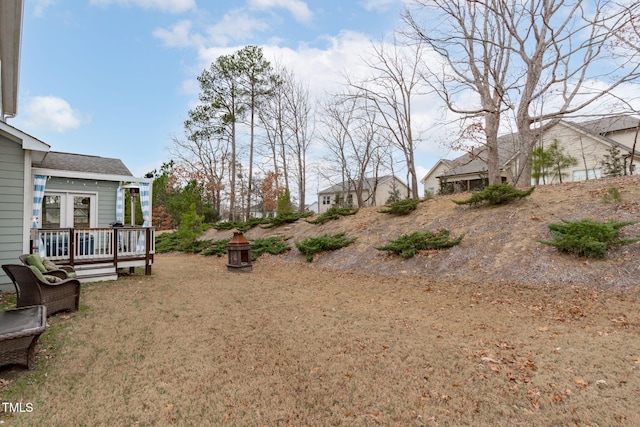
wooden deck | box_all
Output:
[34,227,155,282]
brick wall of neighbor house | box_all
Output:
[0,137,25,288]
[45,177,120,227]
[538,124,613,184]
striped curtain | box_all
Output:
[139,182,151,227]
[136,182,151,252]
[116,187,124,224]
[32,175,48,255]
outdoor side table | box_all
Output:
[0,305,47,370]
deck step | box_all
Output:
[73,263,118,283]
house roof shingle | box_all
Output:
[319,175,400,194]
[34,151,134,177]
[570,115,640,136]
[439,134,520,177]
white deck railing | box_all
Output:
[35,227,155,271]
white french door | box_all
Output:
[42,192,97,228]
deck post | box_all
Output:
[113,228,119,270]
[145,227,152,275]
[69,228,75,266]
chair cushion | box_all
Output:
[43,259,60,272]
[28,265,49,283]
[0,306,46,336]
[26,254,47,273]
[44,275,63,283]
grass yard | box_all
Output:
[1,253,639,426]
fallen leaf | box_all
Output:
[575,378,588,387]
[538,326,549,332]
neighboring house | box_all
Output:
[421,116,640,194]
[0,2,153,289]
[317,175,410,214]
[306,201,319,214]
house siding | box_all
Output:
[44,177,119,227]
[421,162,451,196]
[536,124,611,184]
[374,177,408,204]
[606,129,639,150]
[317,176,411,214]
[0,137,25,288]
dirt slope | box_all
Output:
[203,175,640,289]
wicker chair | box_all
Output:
[19,253,77,279]
[2,264,80,316]
[0,305,47,370]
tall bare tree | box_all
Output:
[319,95,386,207]
[406,0,640,187]
[346,38,427,198]
[282,72,314,212]
[259,68,290,192]
[503,0,640,186]
[404,2,512,186]
[169,115,229,215]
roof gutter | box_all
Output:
[0,0,24,121]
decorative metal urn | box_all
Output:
[227,232,252,272]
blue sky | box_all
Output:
[12,0,446,189]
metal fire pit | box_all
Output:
[227,232,252,272]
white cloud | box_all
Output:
[89,0,196,13]
[155,10,270,48]
[248,0,313,23]
[33,0,55,17]
[204,10,271,46]
[20,96,87,133]
[153,20,202,48]
[360,0,399,12]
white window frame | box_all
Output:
[322,195,331,205]
[572,168,601,182]
[44,191,98,228]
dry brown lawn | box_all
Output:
[1,254,639,426]
[2,176,640,426]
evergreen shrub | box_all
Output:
[378,198,421,215]
[306,206,358,225]
[453,183,535,206]
[295,232,357,262]
[538,218,639,258]
[376,229,465,258]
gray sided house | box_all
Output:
[33,151,137,229]
[317,175,410,214]
[1,0,153,289]
[0,122,49,290]
[421,116,640,194]
[0,125,153,289]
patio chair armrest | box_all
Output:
[45,269,68,279]
[40,278,80,289]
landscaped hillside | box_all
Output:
[203,175,640,289]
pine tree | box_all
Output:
[601,145,625,177]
